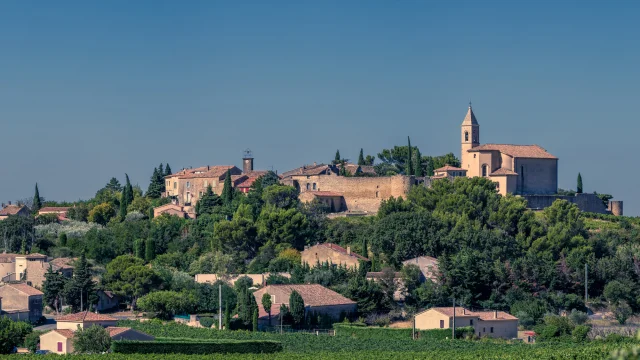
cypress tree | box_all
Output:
[125,174,134,205]
[148,207,154,219]
[334,150,341,164]
[147,167,162,198]
[224,305,231,330]
[406,137,413,175]
[43,265,66,313]
[33,183,42,212]
[58,233,67,247]
[252,307,258,331]
[134,239,145,259]
[577,173,583,194]
[221,170,233,205]
[145,237,155,262]
[165,164,172,176]
[414,148,424,177]
[158,164,166,193]
[358,149,365,165]
[289,290,305,328]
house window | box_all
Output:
[173,182,177,189]
[57,342,62,352]
[375,191,379,198]
[204,180,208,187]
[470,319,473,326]
[474,154,476,158]
[483,327,486,332]
[313,183,317,190]
[271,295,276,303]
[199,192,203,197]
[490,327,494,333]
[495,182,500,189]
[306,183,310,190]
[465,131,469,142]
[482,164,488,177]
[186,181,191,188]
[440,320,444,329]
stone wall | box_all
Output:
[286,175,413,213]
[514,158,558,195]
[301,244,362,269]
[523,193,609,214]
[608,201,624,216]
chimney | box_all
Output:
[7,201,11,205]
[463,308,466,315]
[207,165,210,171]
[347,246,351,255]
[494,310,498,319]
[1,203,4,208]
[243,149,254,174]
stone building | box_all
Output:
[415,307,518,339]
[301,243,369,269]
[0,203,30,220]
[161,151,267,213]
[459,105,558,196]
[281,163,413,214]
[253,284,357,326]
[54,311,118,330]
[0,283,43,323]
[0,253,72,288]
[37,207,71,221]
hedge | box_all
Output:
[333,324,474,341]
[112,339,283,354]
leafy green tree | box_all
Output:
[137,290,197,320]
[43,265,67,313]
[73,325,111,354]
[577,173,583,194]
[128,196,151,215]
[188,251,238,276]
[134,239,145,259]
[58,232,67,247]
[24,331,41,353]
[221,170,234,205]
[213,218,258,266]
[33,183,42,212]
[145,237,155,262]
[364,155,375,166]
[0,215,35,253]
[289,290,305,327]
[105,177,122,192]
[0,317,29,354]
[195,185,223,216]
[88,202,115,226]
[63,253,96,312]
[358,148,365,165]
[121,265,161,309]
[262,292,273,325]
[146,167,163,199]
[252,307,259,331]
[257,206,309,250]
[262,184,299,209]
[613,301,632,325]
[376,145,419,174]
[423,153,461,176]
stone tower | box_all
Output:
[242,149,254,174]
[461,104,480,169]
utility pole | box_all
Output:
[585,264,588,305]
[412,315,416,340]
[219,284,222,330]
[452,298,456,340]
[280,310,283,334]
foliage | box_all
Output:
[222,170,234,205]
[613,301,633,325]
[33,183,42,212]
[289,290,305,326]
[577,173,583,194]
[137,291,197,320]
[199,317,215,328]
[0,317,31,354]
[112,339,283,354]
[568,309,589,326]
[195,185,223,216]
[63,253,96,312]
[43,265,67,312]
[24,331,42,353]
[73,325,112,354]
[88,202,116,225]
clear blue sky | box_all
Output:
[1,1,638,214]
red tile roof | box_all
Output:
[253,284,356,308]
[434,165,466,172]
[282,164,337,177]
[167,166,238,180]
[52,329,75,339]
[425,307,518,321]
[56,311,117,322]
[319,243,369,261]
[490,168,518,176]
[105,327,130,337]
[3,283,44,296]
[0,205,27,216]
[49,257,76,270]
[468,144,557,159]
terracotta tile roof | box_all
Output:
[281,164,337,178]
[426,307,518,321]
[52,329,75,339]
[105,327,130,337]
[56,311,117,322]
[38,207,71,213]
[318,243,369,261]
[0,205,27,216]
[310,191,344,197]
[49,257,76,270]
[468,144,557,159]
[168,166,238,180]
[434,165,466,172]
[490,168,518,176]
[254,284,356,308]
[3,283,44,296]
[236,171,269,188]
[359,165,376,175]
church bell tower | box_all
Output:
[461,103,480,169]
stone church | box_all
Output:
[460,105,558,196]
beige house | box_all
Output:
[40,326,154,354]
[194,273,291,287]
[37,207,71,221]
[0,253,72,288]
[432,165,467,180]
[0,283,43,323]
[402,256,440,283]
[55,311,118,330]
[415,307,518,339]
[301,243,369,269]
[460,105,558,196]
[0,204,30,220]
[253,284,356,326]
[153,203,195,219]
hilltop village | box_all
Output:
[0,106,633,356]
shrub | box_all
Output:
[572,325,590,342]
[606,333,624,343]
[612,301,633,325]
[111,339,283,354]
[199,317,215,328]
[24,331,43,353]
[568,310,589,326]
[73,325,112,354]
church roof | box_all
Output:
[490,168,519,176]
[468,144,557,159]
[434,165,466,172]
[461,106,478,125]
